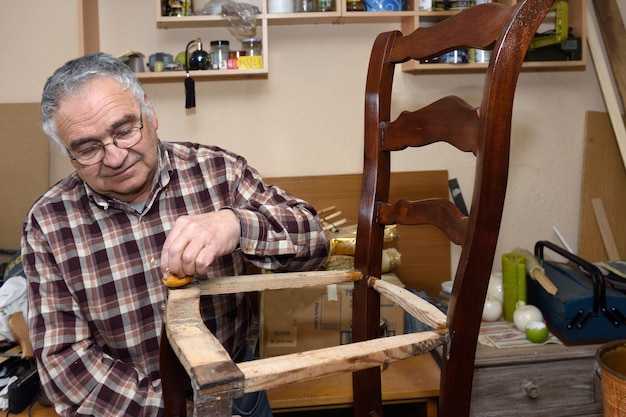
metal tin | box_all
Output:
[440,49,469,64]
[241,38,262,57]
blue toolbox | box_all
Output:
[527,241,626,346]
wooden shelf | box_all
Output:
[80,0,586,82]
[400,0,586,73]
[135,68,268,83]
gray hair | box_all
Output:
[41,52,154,150]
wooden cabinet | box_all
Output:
[470,343,603,417]
[79,0,586,82]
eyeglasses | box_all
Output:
[70,115,144,166]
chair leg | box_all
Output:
[438,333,479,417]
[352,367,383,417]
[160,323,190,417]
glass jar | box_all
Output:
[241,38,262,57]
[295,0,316,12]
[210,40,230,70]
[439,280,453,304]
[166,0,192,16]
[318,0,335,12]
[346,0,365,11]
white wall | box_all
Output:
[1,0,624,280]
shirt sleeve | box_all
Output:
[226,158,329,272]
[22,226,164,417]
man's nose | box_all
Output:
[101,142,128,167]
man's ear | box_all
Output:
[144,94,158,131]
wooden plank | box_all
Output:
[578,112,626,261]
[369,277,447,330]
[0,103,50,252]
[587,3,626,171]
[266,171,451,296]
[591,198,620,260]
[165,285,244,393]
[238,331,445,393]
[78,0,100,55]
[266,353,440,411]
[199,270,361,295]
[592,0,626,112]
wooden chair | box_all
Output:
[160,1,555,416]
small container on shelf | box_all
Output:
[295,0,317,12]
[346,0,365,11]
[189,39,210,70]
[433,0,474,10]
[164,0,192,16]
[241,38,262,57]
[439,280,453,304]
[227,50,245,69]
[318,0,336,12]
[268,0,295,13]
[210,40,230,70]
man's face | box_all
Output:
[55,77,160,204]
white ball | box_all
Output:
[513,304,544,332]
[482,299,503,321]
[487,273,503,304]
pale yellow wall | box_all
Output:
[1,0,624,277]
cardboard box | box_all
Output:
[260,274,405,357]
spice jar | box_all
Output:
[439,281,453,305]
[346,0,365,11]
[166,0,192,16]
[210,40,230,70]
[318,0,336,11]
[227,50,245,69]
[241,38,262,57]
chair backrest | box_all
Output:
[351,1,555,416]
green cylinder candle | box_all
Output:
[502,253,526,322]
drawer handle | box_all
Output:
[522,381,539,399]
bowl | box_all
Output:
[364,0,405,11]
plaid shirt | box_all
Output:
[22,142,329,417]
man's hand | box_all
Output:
[161,210,241,277]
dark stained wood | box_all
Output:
[384,96,479,154]
[352,1,556,416]
[160,323,189,417]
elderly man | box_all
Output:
[21,52,329,417]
